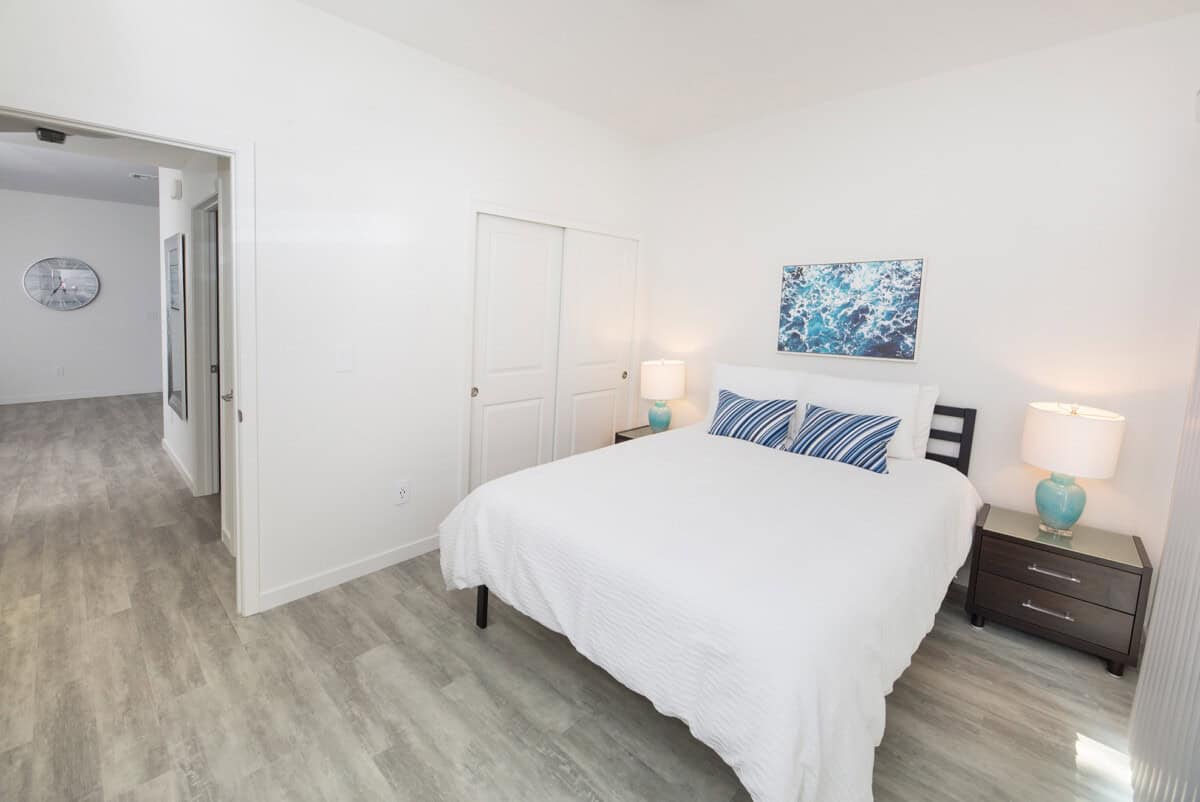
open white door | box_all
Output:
[469,214,565,489]
[553,229,638,459]
[216,164,237,555]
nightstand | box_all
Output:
[614,425,656,444]
[965,504,1151,677]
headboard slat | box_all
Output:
[926,404,977,476]
[928,428,962,443]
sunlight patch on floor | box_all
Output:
[1076,732,1132,798]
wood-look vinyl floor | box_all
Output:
[1,395,1136,801]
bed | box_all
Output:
[439,404,980,802]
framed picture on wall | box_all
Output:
[777,258,925,361]
[164,233,188,419]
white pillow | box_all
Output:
[705,363,806,429]
[802,374,921,459]
[913,385,940,457]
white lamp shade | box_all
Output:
[640,359,685,401]
[1020,401,1125,479]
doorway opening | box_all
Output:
[0,105,259,615]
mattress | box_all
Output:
[439,424,981,802]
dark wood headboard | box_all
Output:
[925,404,977,476]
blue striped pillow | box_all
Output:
[788,403,900,474]
[708,389,797,448]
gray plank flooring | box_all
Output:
[0,394,1136,801]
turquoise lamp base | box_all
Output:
[648,400,671,433]
[1035,472,1086,536]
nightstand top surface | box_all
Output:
[982,505,1144,570]
[616,425,655,439]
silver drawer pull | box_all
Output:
[1027,563,1080,583]
[1021,600,1075,622]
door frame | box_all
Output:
[457,199,642,502]
[0,103,264,616]
[193,196,221,497]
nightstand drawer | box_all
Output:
[980,536,1141,613]
[975,572,1133,653]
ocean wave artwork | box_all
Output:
[777,259,924,361]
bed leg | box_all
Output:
[476,586,489,629]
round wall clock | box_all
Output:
[23,257,100,311]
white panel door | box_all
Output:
[553,229,638,459]
[470,214,565,489]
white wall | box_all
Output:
[0,0,646,608]
[157,153,220,493]
[0,188,160,404]
[642,15,1200,568]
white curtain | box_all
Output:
[1129,338,1200,802]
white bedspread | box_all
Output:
[439,425,980,802]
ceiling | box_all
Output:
[0,112,203,206]
[296,0,1200,143]
[0,140,159,206]
[0,112,198,168]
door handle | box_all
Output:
[470,387,479,398]
[221,391,234,402]
[621,371,628,380]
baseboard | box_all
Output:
[257,535,439,612]
[161,438,198,495]
[0,386,162,405]
[221,526,236,558]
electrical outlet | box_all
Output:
[394,479,411,505]
[54,366,65,377]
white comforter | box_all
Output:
[439,425,980,802]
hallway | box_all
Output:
[0,393,229,799]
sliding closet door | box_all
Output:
[469,214,565,489]
[553,230,638,459]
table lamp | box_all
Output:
[1019,402,1125,536]
[641,359,685,432]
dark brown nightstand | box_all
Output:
[614,425,656,444]
[965,504,1151,677]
